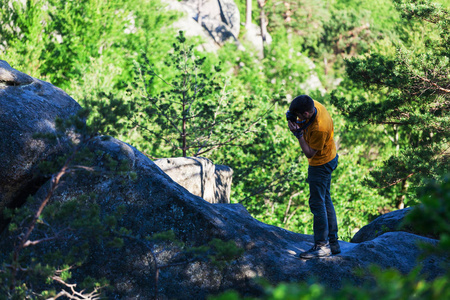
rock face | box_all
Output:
[0,63,446,299]
[163,0,241,49]
[0,60,81,231]
[2,135,445,299]
[162,0,220,52]
[154,157,233,204]
[183,0,240,45]
[351,207,439,243]
[166,0,272,56]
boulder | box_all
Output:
[0,60,81,231]
[182,0,240,41]
[162,0,220,52]
[351,207,439,243]
[164,0,241,48]
[154,157,232,204]
[1,136,445,299]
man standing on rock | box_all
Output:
[287,95,340,259]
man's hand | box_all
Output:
[288,120,299,131]
[288,121,303,139]
[288,121,318,158]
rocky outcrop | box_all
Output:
[2,135,444,299]
[0,60,81,231]
[182,0,240,45]
[165,0,273,56]
[163,0,241,50]
[351,207,439,243]
[0,63,446,299]
[162,0,220,52]
[154,157,232,204]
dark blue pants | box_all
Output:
[307,154,339,245]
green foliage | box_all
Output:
[207,238,245,269]
[265,0,330,53]
[213,266,450,300]
[403,176,450,258]
[0,196,112,298]
[129,31,266,158]
[331,0,449,191]
[148,229,185,248]
[1,0,180,101]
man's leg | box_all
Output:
[325,178,340,254]
[299,155,339,259]
[308,166,332,244]
[299,168,331,259]
[325,179,338,241]
[325,155,340,253]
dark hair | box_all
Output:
[289,95,314,114]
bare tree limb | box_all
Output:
[414,74,450,94]
[49,274,103,300]
[283,192,301,224]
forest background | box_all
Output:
[0,0,449,298]
[1,0,449,242]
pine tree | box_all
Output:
[331,0,449,196]
[130,31,266,158]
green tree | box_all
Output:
[331,0,449,200]
[130,32,268,158]
[0,0,180,97]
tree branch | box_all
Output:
[414,74,450,94]
[50,275,103,300]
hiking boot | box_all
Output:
[329,239,341,255]
[299,243,331,259]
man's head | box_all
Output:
[289,95,315,119]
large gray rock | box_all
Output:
[0,60,81,231]
[162,0,220,52]
[352,208,412,243]
[154,157,232,204]
[183,0,240,41]
[1,136,444,299]
[351,207,439,243]
[164,0,241,48]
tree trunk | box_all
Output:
[395,179,408,209]
[182,108,187,157]
[283,1,293,46]
[257,0,268,57]
[246,0,252,29]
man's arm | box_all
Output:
[288,120,318,158]
[297,136,318,158]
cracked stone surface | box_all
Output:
[0,60,81,231]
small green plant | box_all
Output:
[131,31,268,158]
